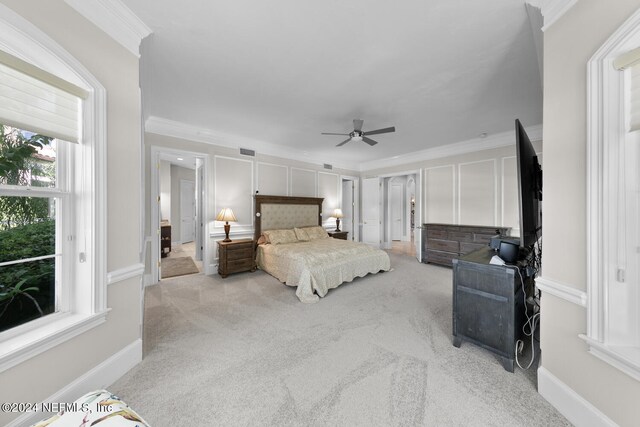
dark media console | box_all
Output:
[452,247,534,372]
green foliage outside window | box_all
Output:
[0,124,54,230]
[0,124,56,331]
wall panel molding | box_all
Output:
[535,276,588,307]
[318,171,340,224]
[106,263,144,285]
[458,159,497,226]
[424,165,455,224]
[290,167,317,197]
[256,162,288,196]
[214,155,254,231]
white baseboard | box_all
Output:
[538,367,618,427]
[7,339,142,427]
[143,273,154,287]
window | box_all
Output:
[0,5,106,372]
[0,126,63,333]
[584,9,640,381]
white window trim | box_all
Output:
[0,4,106,373]
[584,6,640,381]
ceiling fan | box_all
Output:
[321,119,396,147]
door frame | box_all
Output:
[340,175,360,241]
[376,169,422,260]
[150,146,211,284]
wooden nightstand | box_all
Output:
[328,231,348,240]
[217,239,256,278]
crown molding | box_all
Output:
[64,0,151,58]
[537,0,580,31]
[147,116,542,173]
[359,124,543,172]
[145,116,360,171]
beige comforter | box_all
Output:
[256,238,391,303]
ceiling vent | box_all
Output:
[323,163,333,170]
[240,148,255,156]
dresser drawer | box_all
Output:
[427,229,448,239]
[449,231,473,242]
[226,258,255,272]
[425,250,456,266]
[226,242,253,251]
[226,247,254,260]
[426,238,458,253]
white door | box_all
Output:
[362,177,381,247]
[342,180,353,239]
[195,162,203,260]
[180,180,196,243]
[414,171,423,262]
[390,183,403,240]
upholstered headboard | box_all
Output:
[254,195,323,241]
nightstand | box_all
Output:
[328,231,348,240]
[217,239,256,278]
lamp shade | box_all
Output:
[333,208,344,219]
[215,208,237,222]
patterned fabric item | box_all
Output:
[302,226,329,240]
[257,238,391,303]
[260,203,318,231]
[31,389,150,427]
[294,227,310,241]
[263,228,298,245]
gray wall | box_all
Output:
[362,141,542,237]
[542,1,640,425]
[144,133,359,271]
[0,1,142,425]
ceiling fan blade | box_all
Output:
[362,136,379,146]
[322,132,350,136]
[336,138,351,147]
[364,126,395,136]
[353,119,364,132]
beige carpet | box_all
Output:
[112,253,569,426]
[160,256,199,279]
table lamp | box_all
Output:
[333,208,343,232]
[216,208,237,242]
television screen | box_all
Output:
[515,119,542,248]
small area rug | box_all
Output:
[161,256,199,278]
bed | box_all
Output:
[254,195,390,303]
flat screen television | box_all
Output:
[515,119,542,248]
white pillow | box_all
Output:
[263,229,298,245]
[294,227,310,241]
[303,226,329,240]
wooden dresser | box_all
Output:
[422,224,510,267]
[217,239,256,278]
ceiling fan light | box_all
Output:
[351,135,363,142]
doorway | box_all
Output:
[151,147,210,283]
[374,170,422,260]
[340,175,359,241]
